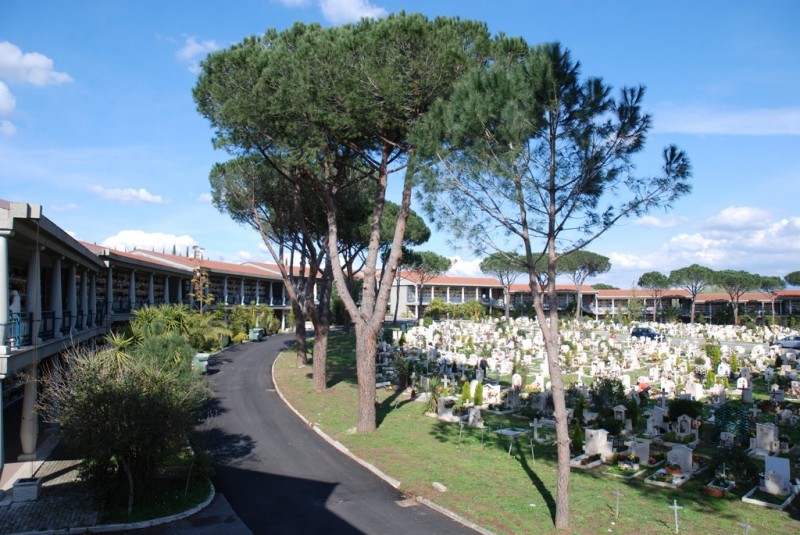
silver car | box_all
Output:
[773,335,800,350]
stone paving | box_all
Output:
[0,452,99,535]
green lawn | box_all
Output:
[274,332,800,534]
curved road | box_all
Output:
[197,334,476,535]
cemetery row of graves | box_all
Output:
[378,318,800,514]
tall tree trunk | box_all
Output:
[354,322,377,432]
[393,278,401,324]
[690,298,696,324]
[312,323,329,392]
[293,301,307,366]
[504,287,510,319]
[535,290,570,530]
[312,262,334,392]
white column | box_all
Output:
[51,257,63,337]
[446,286,450,303]
[89,271,97,327]
[282,285,286,306]
[240,277,245,305]
[129,270,136,310]
[461,287,465,302]
[28,248,42,343]
[148,273,154,306]
[269,283,274,305]
[0,230,10,352]
[80,268,88,329]
[106,265,113,318]
[255,281,260,305]
[67,264,77,332]
[223,277,229,305]
[18,363,38,460]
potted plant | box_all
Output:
[665,462,682,475]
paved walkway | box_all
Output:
[0,432,249,535]
[0,433,98,534]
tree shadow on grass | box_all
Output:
[376,388,415,428]
[517,441,557,525]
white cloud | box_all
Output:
[90,185,165,204]
[320,0,387,24]
[653,104,800,136]
[607,252,654,271]
[176,37,219,74]
[198,192,213,203]
[633,215,687,228]
[0,41,73,86]
[0,81,15,114]
[703,206,771,231]
[0,119,15,136]
[101,230,197,253]
[448,256,482,278]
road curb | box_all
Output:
[270,357,402,489]
[7,483,216,535]
[271,352,497,535]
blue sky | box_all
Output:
[2,1,799,288]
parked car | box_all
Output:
[630,327,665,342]
[772,335,800,350]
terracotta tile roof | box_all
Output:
[398,271,503,286]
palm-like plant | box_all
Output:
[425,376,443,413]
[97,331,134,375]
[185,312,231,353]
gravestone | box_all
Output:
[719,431,735,448]
[740,367,752,380]
[633,439,651,464]
[667,444,694,473]
[736,377,749,389]
[475,367,484,383]
[511,373,523,390]
[754,423,780,456]
[584,428,613,460]
[741,386,753,403]
[467,407,482,428]
[675,415,693,438]
[763,456,792,496]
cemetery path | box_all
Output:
[201,334,477,535]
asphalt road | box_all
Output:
[194,334,477,535]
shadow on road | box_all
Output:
[212,465,366,534]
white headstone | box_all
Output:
[584,428,613,459]
[763,456,792,496]
[755,423,780,455]
[667,445,693,473]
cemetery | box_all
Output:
[277,316,800,533]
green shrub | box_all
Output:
[461,381,471,404]
[232,332,248,344]
[474,382,484,406]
